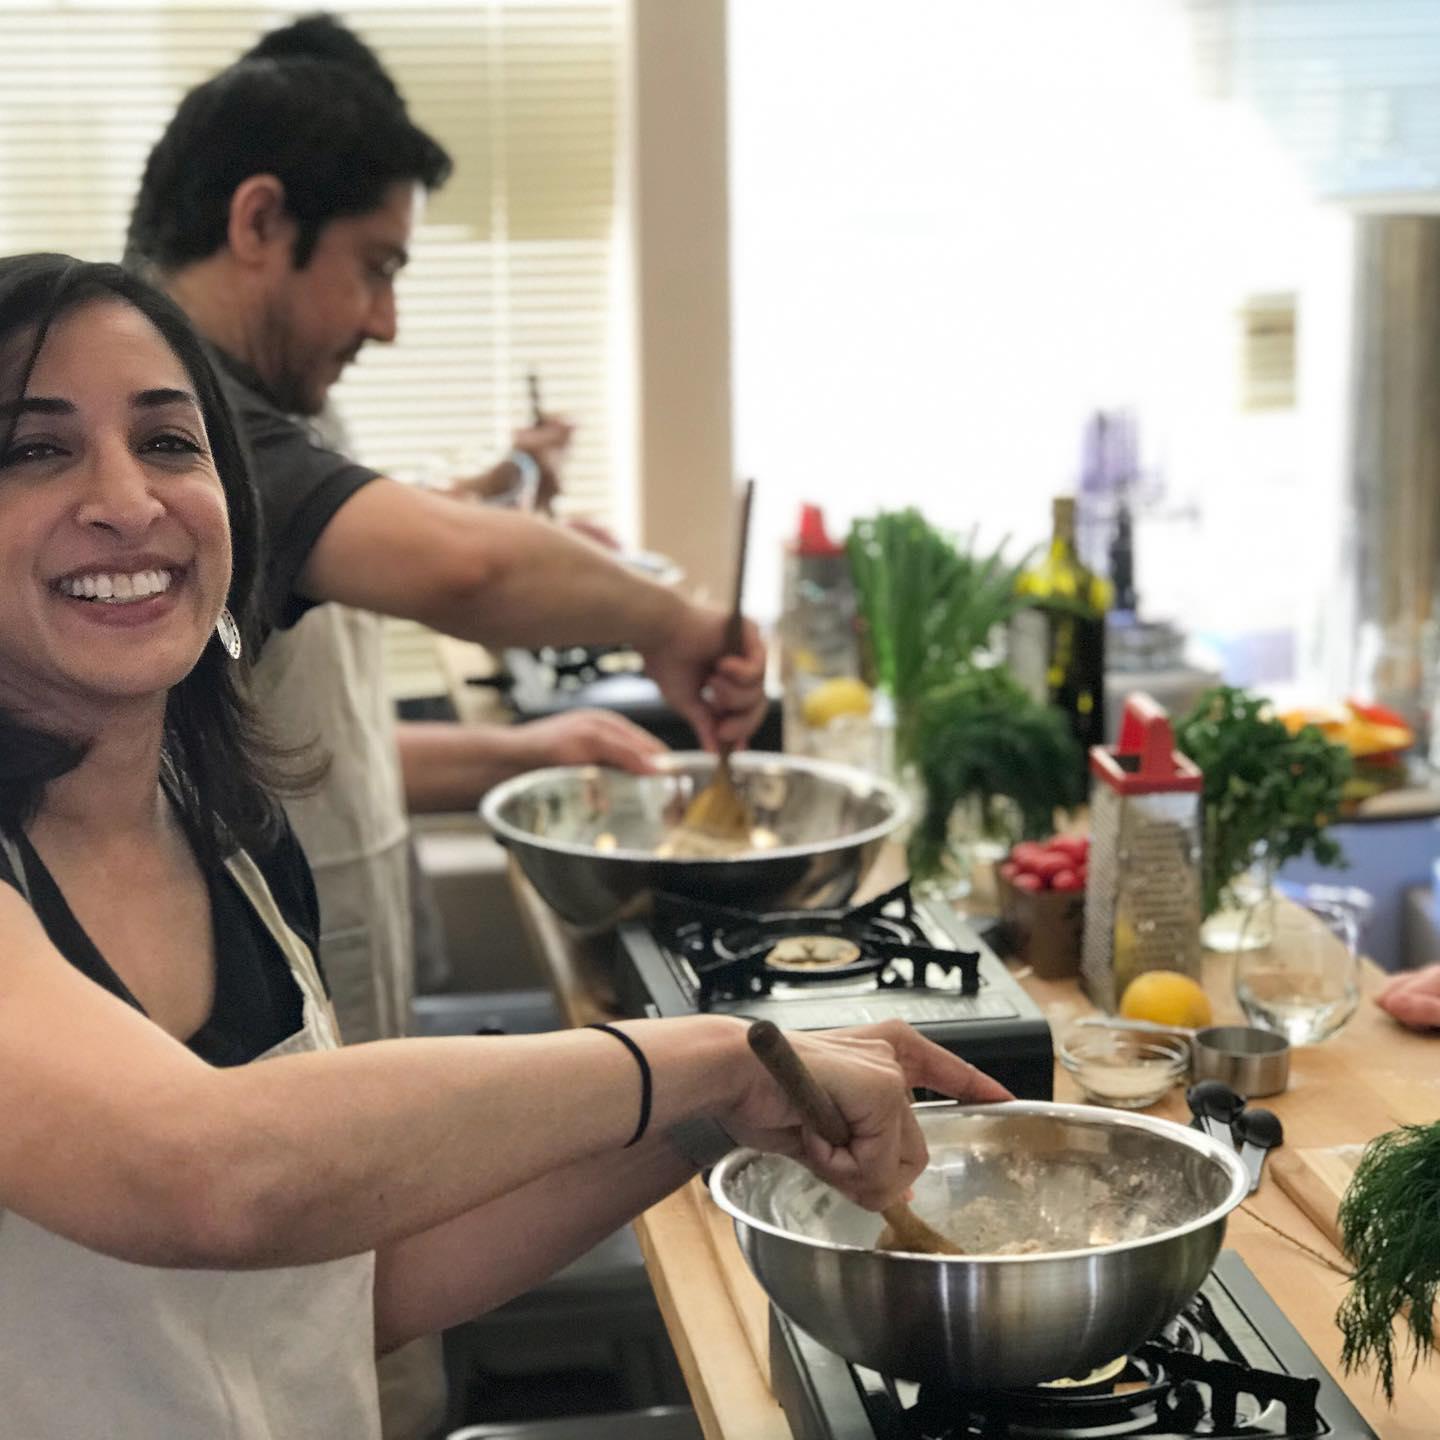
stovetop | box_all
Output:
[613,884,1055,1100]
[771,1250,1375,1439]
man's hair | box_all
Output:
[0,255,305,862]
[126,14,451,272]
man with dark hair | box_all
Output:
[128,20,764,1435]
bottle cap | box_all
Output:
[795,503,843,557]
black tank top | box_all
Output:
[0,820,323,1066]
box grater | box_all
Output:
[1081,693,1204,1012]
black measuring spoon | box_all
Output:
[1234,1108,1285,1193]
[1186,1080,1244,1148]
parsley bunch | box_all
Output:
[1173,685,1350,917]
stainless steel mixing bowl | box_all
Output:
[481,752,909,929]
[710,1101,1248,1388]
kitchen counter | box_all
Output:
[509,862,1440,1439]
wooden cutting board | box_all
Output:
[1267,1052,1440,1252]
[1269,1144,1368,1252]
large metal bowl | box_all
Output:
[710,1101,1248,1388]
[480,752,909,929]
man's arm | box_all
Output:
[397,712,666,814]
[301,479,766,748]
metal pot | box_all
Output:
[709,1101,1248,1388]
[480,752,908,930]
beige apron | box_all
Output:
[0,837,381,1439]
[248,604,448,1438]
[249,602,414,1047]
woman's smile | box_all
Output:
[49,562,188,629]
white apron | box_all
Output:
[0,837,382,1439]
[249,601,414,1047]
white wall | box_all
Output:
[729,0,1354,700]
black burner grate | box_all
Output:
[652,882,981,1010]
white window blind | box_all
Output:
[1186,1,1440,205]
[0,0,626,529]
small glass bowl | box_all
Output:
[1059,1025,1189,1110]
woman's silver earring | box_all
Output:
[215,607,243,661]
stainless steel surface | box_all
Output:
[481,752,909,929]
[1192,1024,1291,1098]
[710,1101,1248,1388]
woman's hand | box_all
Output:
[719,1020,1012,1211]
[1376,964,1440,1030]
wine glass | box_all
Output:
[1233,891,1364,1045]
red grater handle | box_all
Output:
[1117,694,1177,772]
[1092,692,1203,794]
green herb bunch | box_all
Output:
[846,510,1024,765]
[907,667,1086,880]
[1337,1122,1440,1401]
[1173,685,1350,917]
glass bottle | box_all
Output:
[1010,497,1113,779]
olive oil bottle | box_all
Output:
[1009,497,1112,779]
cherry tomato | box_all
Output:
[1047,835,1089,863]
[1051,868,1084,893]
[1011,872,1044,893]
[1028,852,1070,882]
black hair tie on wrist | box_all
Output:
[587,1022,653,1147]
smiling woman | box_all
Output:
[0,254,1011,1439]
[0,256,286,862]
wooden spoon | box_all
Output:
[678,479,757,844]
[745,1019,963,1256]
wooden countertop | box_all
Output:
[508,862,1440,1439]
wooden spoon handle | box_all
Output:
[724,478,756,657]
[746,1019,851,1147]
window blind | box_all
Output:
[0,0,625,528]
[1186,0,1440,205]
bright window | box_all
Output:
[0,0,628,531]
[729,0,1353,702]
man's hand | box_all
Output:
[448,414,575,511]
[507,710,666,777]
[511,414,574,513]
[641,604,768,752]
[1377,964,1440,1030]
[720,1020,1013,1213]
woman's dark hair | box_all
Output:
[0,254,293,863]
[126,16,450,273]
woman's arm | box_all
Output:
[372,1133,692,1354]
[0,886,1008,1272]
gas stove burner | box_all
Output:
[1034,1354,1129,1393]
[529,643,642,689]
[914,1350,1206,1437]
[616,882,1058,1101]
[654,882,983,1007]
[766,935,865,973]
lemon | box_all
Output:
[802,677,873,730]
[1118,970,1213,1029]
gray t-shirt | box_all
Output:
[208,346,379,631]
